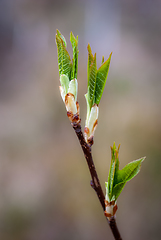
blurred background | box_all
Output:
[0,0,161,239]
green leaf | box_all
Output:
[56,29,67,47]
[88,53,97,109]
[112,157,145,200]
[56,34,63,76]
[56,30,72,79]
[106,143,145,201]
[114,157,145,186]
[70,32,79,79]
[87,44,94,86]
[95,52,112,105]
[107,142,119,201]
[112,182,126,200]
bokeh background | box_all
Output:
[0,0,161,239]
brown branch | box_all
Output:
[71,121,122,240]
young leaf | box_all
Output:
[88,53,97,109]
[95,52,112,105]
[87,44,94,85]
[114,157,146,186]
[70,32,78,79]
[107,143,119,201]
[56,29,67,47]
[112,157,145,200]
[107,143,145,201]
[56,34,63,75]
[56,31,72,79]
[112,182,126,201]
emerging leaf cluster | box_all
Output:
[55,30,146,210]
[56,30,78,80]
[87,44,112,109]
[106,143,145,201]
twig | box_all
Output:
[71,121,122,240]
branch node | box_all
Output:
[90,180,95,189]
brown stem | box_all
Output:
[71,121,122,240]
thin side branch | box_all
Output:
[71,121,122,240]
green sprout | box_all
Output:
[56,30,146,238]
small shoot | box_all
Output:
[56,30,79,123]
[84,44,112,144]
[105,142,145,218]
